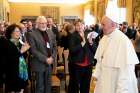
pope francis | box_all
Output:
[93,15,139,93]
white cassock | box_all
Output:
[93,29,139,93]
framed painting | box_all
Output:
[40,6,60,24]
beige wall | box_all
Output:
[9,3,84,24]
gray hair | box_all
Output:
[36,16,47,23]
[35,16,47,28]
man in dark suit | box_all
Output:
[46,17,59,73]
[28,16,55,93]
[46,17,60,46]
[122,21,136,40]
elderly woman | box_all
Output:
[0,24,30,93]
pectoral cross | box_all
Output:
[100,37,111,62]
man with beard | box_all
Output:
[28,16,54,93]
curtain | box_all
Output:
[117,0,126,8]
[105,0,109,8]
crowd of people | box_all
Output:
[0,14,140,93]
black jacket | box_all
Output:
[125,27,136,40]
[0,38,27,92]
[68,31,97,65]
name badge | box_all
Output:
[46,42,50,48]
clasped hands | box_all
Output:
[46,57,53,65]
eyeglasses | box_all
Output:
[14,30,20,32]
[22,22,27,24]
[38,22,47,25]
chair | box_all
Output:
[63,49,69,92]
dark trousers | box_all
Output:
[68,64,92,93]
[0,61,5,88]
[0,73,4,88]
[35,66,52,93]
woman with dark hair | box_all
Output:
[0,24,30,93]
[68,20,96,93]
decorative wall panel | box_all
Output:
[41,6,60,23]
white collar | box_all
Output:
[106,28,118,37]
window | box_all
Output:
[84,9,95,26]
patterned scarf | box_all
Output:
[19,56,28,81]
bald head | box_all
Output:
[101,16,117,35]
[19,23,27,33]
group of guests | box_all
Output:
[0,15,99,93]
[0,14,140,93]
[0,16,57,93]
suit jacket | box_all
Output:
[28,29,55,72]
[46,28,57,60]
[51,26,60,46]
[68,31,96,65]
[125,27,136,40]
